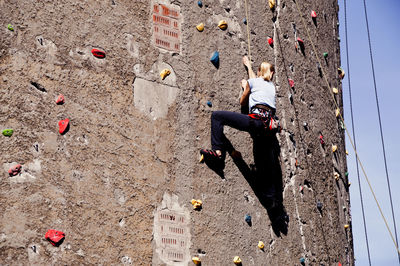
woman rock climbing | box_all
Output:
[200,56,280,163]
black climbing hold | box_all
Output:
[245,214,252,225]
[283,33,289,39]
[317,63,322,77]
[317,200,323,212]
[30,81,47,92]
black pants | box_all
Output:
[211,111,266,152]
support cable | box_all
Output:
[344,0,372,264]
[362,0,400,263]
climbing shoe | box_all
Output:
[199,149,223,163]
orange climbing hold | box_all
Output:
[58,118,69,135]
[268,0,275,9]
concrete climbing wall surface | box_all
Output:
[0,0,353,265]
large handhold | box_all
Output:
[191,199,203,210]
[196,23,204,32]
[58,118,70,135]
[160,69,171,80]
[91,48,106,59]
[2,129,14,137]
[45,229,65,246]
[192,256,201,265]
[233,256,242,264]
[218,20,228,30]
[8,164,22,176]
[268,0,275,9]
[258,241,265,249]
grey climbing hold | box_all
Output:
[317,200,323,211]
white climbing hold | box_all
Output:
[332,87,338,94]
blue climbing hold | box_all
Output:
[197,0,202,7]
[300,257,305,264]
[245,214,252,224]
[207,101,212,107]
[210,51,219,68]
[243,18,247,25]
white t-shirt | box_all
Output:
[248,77,276,111]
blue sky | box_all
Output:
[338,0,400,265]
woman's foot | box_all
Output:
[200,149,223,163]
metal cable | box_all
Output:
[343,0,371,264]
[362,0,400,263]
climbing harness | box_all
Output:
[293,0,400,255]
[248,107,280,133]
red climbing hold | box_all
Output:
[311,10,317,18]
[56,94,65,105]
[319,134,325,145]
[297,37,304,44]
[288,78,295,88]
[45,229,65,246]
[58,118,69,134]
[268,37,273,46]
[8,164,22,176]
[91,49,106,58]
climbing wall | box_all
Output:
[0,0,353,265]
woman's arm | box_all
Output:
[240,81,251,106]
[243,56,256,79]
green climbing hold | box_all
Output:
[2,129,14,137]
[345,172,349,177]
[323,52,328,58]
[7,24,14,31]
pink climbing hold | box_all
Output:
[288,78,295,88]
[311,10,317,18]
[268,37,273,46]
[8,164,22,176]
[58,118,69,135]
[297,37,304,44]
[56,94,65,105]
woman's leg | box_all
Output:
[211,111,264,152]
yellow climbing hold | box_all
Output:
[346,150,349,155]
[258,241,265,249]
[344,224,350,229]
[191,199,203,209]
[269,0,276,9]
[332,87,339,94]
[233,256,242,264]
[218,20,228,30]
[192,256,201,265]
[199,154,204,163]
[335,108,340,117]
[160,69,171,80]
[332,145,337,153]
[196,23,204,32]
[338,67,345,79]
[334,172,340,180]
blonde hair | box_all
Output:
[258,62,275,81]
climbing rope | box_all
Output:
[293,0,400,255]
[343,0,372,264]
[362,0,400,263]
[243,0,252,62]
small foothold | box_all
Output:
[344,224,350,229]
[303,122,308,129]
[268,0,275,10]
[335,108,340,117]
[332,87,339,94]
[348,182,351,186]
[288,78,295,88]
[245,214,252,224]
[218,20,228,30]
[319,134,325,145]
[299,186,304,192]
[340,121,345,130]
[323,52,328,58]
[316,200,323,211]
[258,241,265,249]
[58,118,70,135]
[56,94,65,105]
[297,37,304,44]
[267,37,273,46]
[210,51,219,68]
[2,129,14,137]
[191,199,202,210]
[311,10,317,18]
[7,24,14,31]
[197,0,202,7]
[338,67,345,79]
[295,159,299,167]
[243,18,247,25]
[199,154,205,163]
[8,164,22,176]
[346,150,349,155]
[334,172,340,180]
[45,229,65,246]
[300,257,306,264]
[196,23,204,32]
[192,256,201,265]
[206,101,212,107]
[91,49,106,59]
[160,69,171,80]
[332,145,337,153]
[233,256,242,264]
